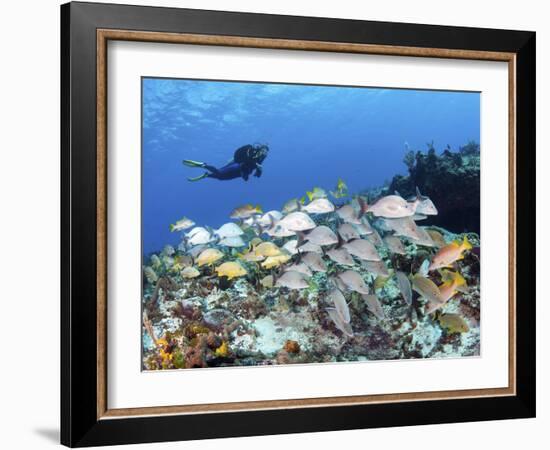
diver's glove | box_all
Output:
[254,164,263,178]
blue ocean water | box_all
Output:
[142,78,479,255]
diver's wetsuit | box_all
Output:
[202,161,257,181]
[183,144,268,182]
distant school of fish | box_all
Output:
[159,179,474,337]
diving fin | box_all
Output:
[187,172,209,182]
[182,159,206,168]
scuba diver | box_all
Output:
[182,143,269,182]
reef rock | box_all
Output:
[388,141,480,234]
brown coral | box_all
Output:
[147,276,178,313]
[283,340,300,354]
[184,336,207,368]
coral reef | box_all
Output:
[142,147,480,370]
[387,141,480,234]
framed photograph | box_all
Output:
[61,1,535,447]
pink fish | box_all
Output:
[428,236,473,271]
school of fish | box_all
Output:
[144,178,477,345]
[143,179,484,370]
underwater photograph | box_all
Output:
[141,77,481,370]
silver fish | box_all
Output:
[187,244,207,258]
[362,294,385,319]
[368,195,415,218]
[410,188,438,215]
[337,270,370,294]
[414,227,436,247]
[353,222,374,236]
[374,218,393,232]
[298,241,323,254]
[365,229,384,247]
[259,210,283,225]
[304,225,338,246]
[246,210,283,231]
[186,226,207,238]
[383,217,423,241]
[218,235,246,247]
[413,213,428,221]
[342,239,381,261]
[284,262,312,277]
[302,251,327,272]
[326,248,355,266]
[416,198,438,215]
[265,223,296,238]
[302,198,335,214]
[338,223,360,241]
[395,271,412,305]
[336,204,361,224]
[329,288,351,323]
[214,222,244,239]
[361,260,390,277]
[330,275,349,292]
[275,270,309,290]
[276,212,316,232]
[384,235,406,255]
[186,227,213,246]
[360,216,374,234]
[326,307,354,337]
